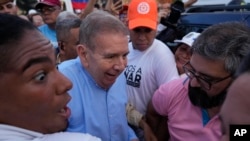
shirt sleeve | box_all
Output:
[128,126,138,140]
[152,83,172,116]
[152,78,186,116]
[153,41,179,86]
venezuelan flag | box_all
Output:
[71,0,89,9]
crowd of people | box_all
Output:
[1,0,250,141]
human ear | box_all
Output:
[77,44,89,67]
[58,41,66,55]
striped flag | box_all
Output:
[71,0,89,9]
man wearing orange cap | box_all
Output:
[124,0,179,140]
[0,0,17,15]
[35,0,62,54]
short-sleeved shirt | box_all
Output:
[152,77,222,141]
[125,39,179,115]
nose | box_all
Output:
[182,52,188,58]
[114,57,127,71]
[138,32,147,40]
[57,71,73,95]
[41,10,49,15]
[40,8,52,15]
[184,51,192,60]
[189,76,201,88]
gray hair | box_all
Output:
[79,11,129,50]
[191,21,250,75]
[55,16,81,42]
[56,11,78,22]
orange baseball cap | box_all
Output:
[128,0,158,30]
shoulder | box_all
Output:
[153,39,168,48]
[155,77,188,98]
[152,78,189,115]
[58,58,79,72]
[38,24,48,30]
[151,39,174,55]
[58,58,83,79]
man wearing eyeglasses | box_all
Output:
[146,21,250,141]
[0,0,17,15]
[35,0,62,54]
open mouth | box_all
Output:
[58,106,71,119]
[105,72,121,84]
[106,73,117,79]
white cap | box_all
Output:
[28,9,37,15]
[174,32,200,47]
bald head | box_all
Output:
[220,72,250,141]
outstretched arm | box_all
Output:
[126,103,157,141]
[184,0,198,8]
[139,117,158,141]
[104,0,123,16]
[78,0,97,19]
[146,100,169,141]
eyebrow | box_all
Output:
[22,57,52,72]
[189,62,216,79]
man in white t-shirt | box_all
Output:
[124,0,179,140]
[0,13,100,141]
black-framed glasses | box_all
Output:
[183,61,232,90]
[37,7,57,14]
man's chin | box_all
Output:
[188,84,227,109]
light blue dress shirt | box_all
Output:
[58,57,137,141]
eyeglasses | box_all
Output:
[37,7,57,14]
[183,61,232,90]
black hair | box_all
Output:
[94,3,100,9]
[0,13,37,72]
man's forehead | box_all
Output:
[190,53,227,76]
